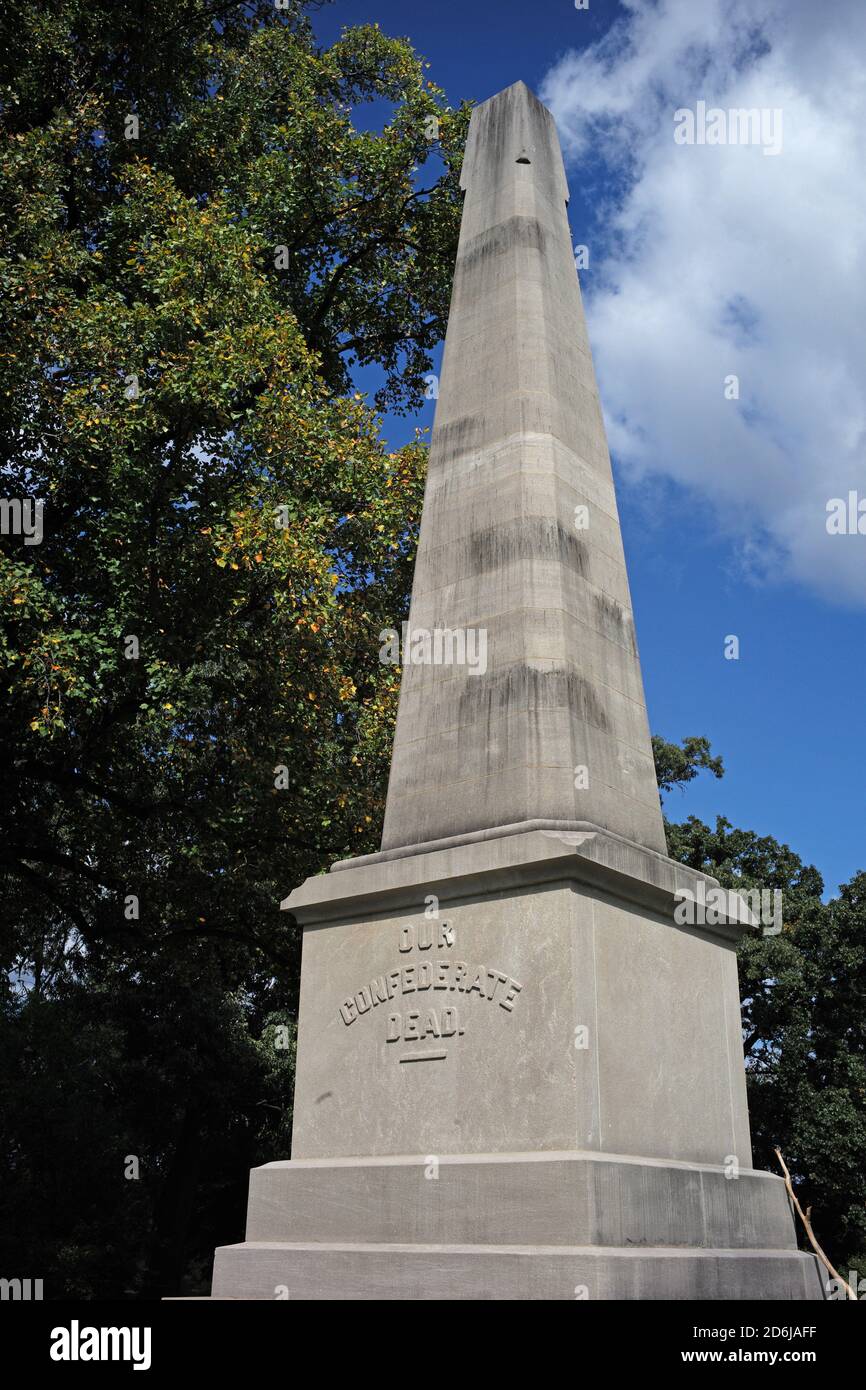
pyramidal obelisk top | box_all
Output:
[380,81,666,857]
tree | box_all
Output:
[0,1,469,1297]
[651,732,724,796]
[658,737,866,1284]
[2,0,861,1299]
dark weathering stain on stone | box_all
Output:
[458,664,610,734]
[456,215,547,275]
[428,411,484,467]
[465,516,588,577]
[594,593,637,655]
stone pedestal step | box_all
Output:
[212,1240,825,1301]
[244,1151,800,1251]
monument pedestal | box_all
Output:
[212,826,823,1299]
[212,1152,821,1301]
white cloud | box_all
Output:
[541,0,866,605]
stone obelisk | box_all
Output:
[381,82,666,860]
[211,83,822,1300]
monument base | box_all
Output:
[211,1152,824,1300]
[208,825,824,1300]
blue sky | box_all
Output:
[313,0,865,896]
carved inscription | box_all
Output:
[338,920,523,1059]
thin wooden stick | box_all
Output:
[774,1147,855,1299]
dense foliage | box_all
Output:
[655,737,866,1284]
[0,0,861,1300]
[0,0,468,1297]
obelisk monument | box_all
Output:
[212,83,822,1300]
